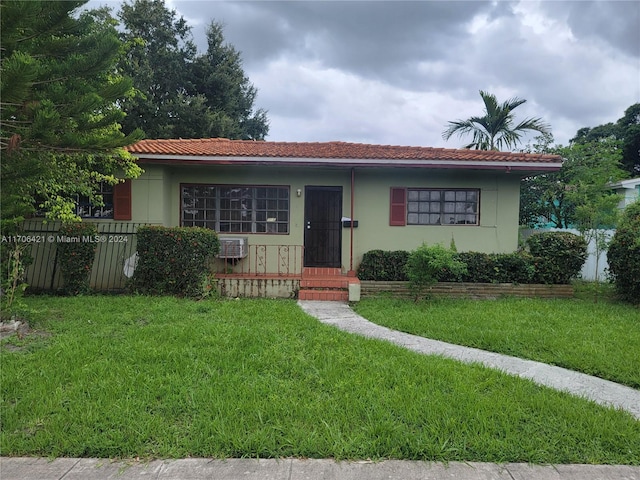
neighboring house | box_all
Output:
[610,177,640,209]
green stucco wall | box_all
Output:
[133,164,522,273]
[130,165,171,225]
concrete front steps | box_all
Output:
[298,268,361,301]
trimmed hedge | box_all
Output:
[448,252,535,284]
[358,231,588,285]
[607,201,640,305]
[357,250,409,281]
[57,222,98,295]
[130,226,220,297]
[526,231,587,284]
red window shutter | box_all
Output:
[389,187,406,226]
[113,179,132,220]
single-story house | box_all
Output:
[112,138,562,300]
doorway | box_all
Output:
[304,186,342,267]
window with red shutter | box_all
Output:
[113,179,132,221]
[389,187,406,226]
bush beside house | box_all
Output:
[526,231,588,284]
[357,231,587,285]
[57,223,98,295]
[130,226,220,297]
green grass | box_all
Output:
[353,296,640,389]
[1,296,639,463]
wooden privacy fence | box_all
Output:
[21,220,145,292]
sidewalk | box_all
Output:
[2,457,639,480]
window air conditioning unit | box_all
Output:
[217,237,248,259]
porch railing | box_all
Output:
[214,244,304,277]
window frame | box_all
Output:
[405,188,480,226]
[180,183,290,235]
[76,182,114,219]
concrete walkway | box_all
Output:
[2,300,639,480]
[1,457,639,480]
[298,301,640,420]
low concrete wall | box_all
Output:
[217,278,299,298]
[361,281,574,299]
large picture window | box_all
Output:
[181,185,289,234]
[407,189,479,225]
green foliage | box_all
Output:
[130,226,220,297]
[442,90,550,151]
[607,201,640,305]
[357,250,409,281]
[57,223,98,295]
[405,244,467,299]
[0,0,143,223]
[519,136,625,229]
[526,231,587,284]
[359,248,561,285]
[452,252,534,284]
[0,220,32,318]
[190,21,269,140]
[116,1,268,140]
[453,252,494,283]
[572,103,640,176]
[492,252,536,284]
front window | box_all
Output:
[76,183,114,218]
[181,185,289,234]
[407,189,479,225]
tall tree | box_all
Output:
[117,0,268,140]
[190,21,268,140]
[572,103,640,175]
[0,0,142,223]
[442,90,551,151]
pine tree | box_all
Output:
[0,0,143,222]
[190,22,269,140]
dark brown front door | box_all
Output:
[304,186,342,267]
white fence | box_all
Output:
[521,228,615,282]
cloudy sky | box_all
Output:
[91,0,640,149]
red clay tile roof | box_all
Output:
[126,138,562,167]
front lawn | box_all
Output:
[353,296,640,389]
[1,296,639,463]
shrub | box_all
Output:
[493,252,536,284]
[357,250,409,281]
[405,244,467,299]
[0,219,33,316]
[455,252,495,283]
[526,231,587,284]
[130,226,220,297]
[445,252,535,284]
[57,222,98,295]
[607,201,640,305]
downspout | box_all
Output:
[349,168,355,274]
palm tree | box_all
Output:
[442,90,551,151]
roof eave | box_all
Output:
[133,154,562,172]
